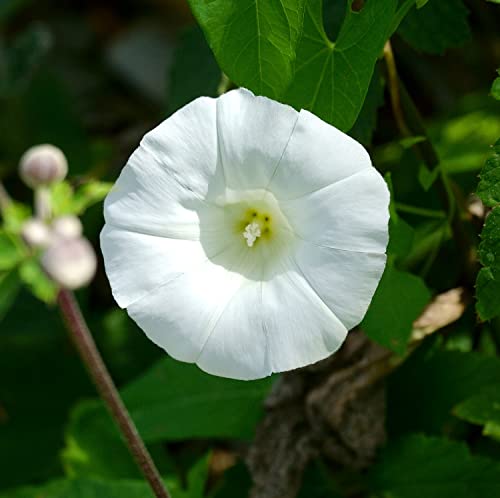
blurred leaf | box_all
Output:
[387,344,500,436]
[430,105,500,174]
[0,478,156,498]
[361,265,430,353]
[19,258,58,303]
[212,463,252,498]
[492,69,500,100]
[64,357,273,477]
[1,201,31,233]
[284,0,398,131]
[369,434,500,498]
[51,180,111,217]
[349,63,385,146]
[1,24,52,97]
[0,292,92,490]
[0,230,24,270]
[397,0,471,55]
[72,181,112,215]
[454,385,500,441]
[0,269,21,321]
[168,25,220,114]
[297,460,343,498]
[476,139,500,207]
[188,0,307,100]
[418,163,440,191]
[0,0,31,23]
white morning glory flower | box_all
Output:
[100,88,389,380]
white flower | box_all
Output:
[100,89,389,380]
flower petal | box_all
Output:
[197,281,270,380]
[281,167,390,253]
[100,224,225,309]
[262,267,348,374]
[216,88,299,191]
[126,245,253,366]
[294,242,387,331]
[269,110,372,200]
[104,96,225,238]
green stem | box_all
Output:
[395,202,446,219]
[57,290,171,498]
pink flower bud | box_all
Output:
[41,237,97,289]
[52,215,83,239]
[19,144,68,188]
[21,218,52,248]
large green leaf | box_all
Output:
[187,0,307,99]
[64,356,274,476]
[190,0,399,131]
[387,344,500,436]
[369,434,500,498]
[397,0,471,54]
[0,270,21,321]
[361,264,430,353]
[0,479,155,498]
[454,385,500,441]
[475,140,500,320]
[284,0,398,130]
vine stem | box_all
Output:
[57,289,171,498]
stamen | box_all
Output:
[243,221,261,247]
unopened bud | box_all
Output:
[41,237,97,289]
[21,218,52,248]
[52,215,83,239]
[19,144,68,189]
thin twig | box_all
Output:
[57,289,171,498]
[384,42,412,138]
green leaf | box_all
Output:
[398,0,471,55]
[349,63,385,146]
[188,0,307,99]
[0,270,21,321]
[0,478,156,498]
[1,201,31,233]
[0,231,24,270]
[476,209,500,320]
[168,25,221,114]
[72,181,113,215]
[19,259,58,303]
[369,434,500,498]
[430,105,500,174]
[454,385,500,441]
[492,69,500,100]
[475,141,500,320]
[64,357,273,476]
[476,139,500,207]
[361,264,430,353]
[284,0,398,131]
[387,345,500,436]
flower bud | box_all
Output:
[52,215,83,239]
[21,218,52,248]
[41,237,97,289]
[19,144,68,188]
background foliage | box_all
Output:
[1,0,500,496]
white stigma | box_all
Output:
[243,221,261,247]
